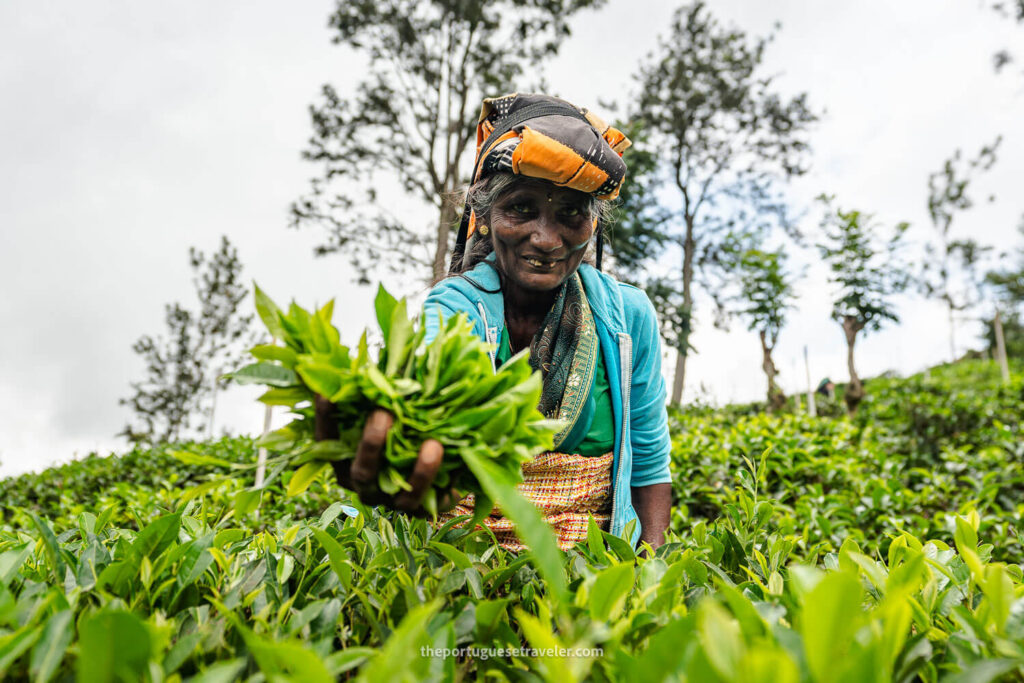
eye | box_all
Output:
[559,205,583,217]
[510,203,535,215]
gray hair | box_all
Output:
[456,173,614,273]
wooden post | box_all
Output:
[994,308,1010,384]
[804,345,817,417]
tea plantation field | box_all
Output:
[1,360,1022,682]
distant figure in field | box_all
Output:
[817,378,836,401]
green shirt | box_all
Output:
[497,327,614,456]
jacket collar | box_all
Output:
[459,253,628,335]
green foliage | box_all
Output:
[291,0,604,283]
[734,249,795,343]
[618,1,816,403]
[817,196,911,412]
[817,196,910,334]
[1,360,1023,680]
[986,225,1024,359]
[120,236,255,444]
[990,1,1024,74]
[922,139,1001,360]
[218,284,566,594]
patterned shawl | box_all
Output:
[528,272,600,452]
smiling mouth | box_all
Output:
[523,256,561,269]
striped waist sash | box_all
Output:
[442,451,613,551]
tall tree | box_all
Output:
[292,0,603,285]
[985,221,1024,372]
[120,237,254,444]
[817,197,910,415]
[923,138,1001,361]
[626,2,816,404]
[991,0,1024,73]
[734,247,796,412]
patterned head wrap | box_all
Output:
[450,93,631,272]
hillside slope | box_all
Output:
[1,359,1022,681]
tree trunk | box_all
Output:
[760,330,786,413]
[842,315,865,415]
[671,353,686,406]
[431,192,459,284]
[670,215,696,405]
[994,308,1010,384]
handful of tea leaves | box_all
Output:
[229,284,559,523]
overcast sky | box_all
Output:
[1,1,1021,476]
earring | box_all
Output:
[478,224,489,236]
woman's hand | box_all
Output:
[314,396,455,516]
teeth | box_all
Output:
[526,258,557,268]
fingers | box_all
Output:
[313,395,339,441]
[335,411,447,515]
[351,409,393,499]
[394,439,444,512]
[436,487,459,514]
[331,460,352,489]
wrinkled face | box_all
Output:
[487,179,595,293]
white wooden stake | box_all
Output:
[792,358,802,412]
[804,345,817,417]
[255,403,272,488]
[994,308,1010,385]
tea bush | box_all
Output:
[1,359,1022,682]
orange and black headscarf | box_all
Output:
[450,93,631,273]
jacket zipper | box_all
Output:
[612,332,633,536]
[476,302,498,370]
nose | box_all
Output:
[529,214,561,253]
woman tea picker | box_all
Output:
[315,93,672,549]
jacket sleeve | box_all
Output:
[625,288,672,487]
[422,284,482,344]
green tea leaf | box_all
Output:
[233,490,261,518]
[187,659,246,683]
[0,625,43,678]
[257,386,311,406]
[374,285,398,339]
[77,611,151,683]
[250,343,298,365]
[253,283,286,340]
[287,461,329,497]
[131,513,182,560]
[229,361,298,387]
[237,625,332,683]
[589,562,634,621]
[357,601,440,683]
[800,570,863,683]
[29,609,72,683]
[0,543,32,587]
[171,450,237,469]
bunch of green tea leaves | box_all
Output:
[225,284,560,518]
[199,284,569,597]
[227,284,561,518]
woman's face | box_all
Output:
[487,179,595,294]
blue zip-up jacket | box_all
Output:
[423,255,672,545]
